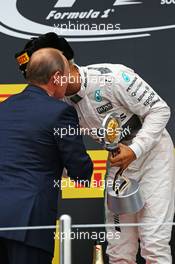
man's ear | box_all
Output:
[53,70,69,99]
[53,71,62,85]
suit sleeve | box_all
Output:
[112,67,170,158]
[53,104,93,184]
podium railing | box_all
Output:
[59,215,72,264]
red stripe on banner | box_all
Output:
[93,167,106,170]
[75,172,104,189]
[0,94,12,97]
[93,160,107,163]
[93,173,102,187]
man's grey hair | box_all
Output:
[26,48,65,85]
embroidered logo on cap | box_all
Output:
[17,52,30,65]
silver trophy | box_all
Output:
[100,112,145,215]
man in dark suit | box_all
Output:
[0,47,93,263]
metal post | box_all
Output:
[59,215,72,264]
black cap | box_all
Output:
[15,32,74,78]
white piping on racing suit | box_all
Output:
[64,64,175,264]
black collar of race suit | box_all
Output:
[69,66,87,104]
[70,94,83,104]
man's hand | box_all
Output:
[109,143,136,172]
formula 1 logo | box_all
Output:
[54,0,77,8]
[0,0,175,41]
[113,0,142,5]
[54,0,142,7]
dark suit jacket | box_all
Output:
[0,85,93,254]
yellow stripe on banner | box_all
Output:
[62,150,108,199]
[0,84,27,94]
[0,84,27,102]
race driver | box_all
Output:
[15,32,175,264]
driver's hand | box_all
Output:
[109,143,136,171]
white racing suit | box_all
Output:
[64,63,175,263]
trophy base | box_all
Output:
[107,179,145,215]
